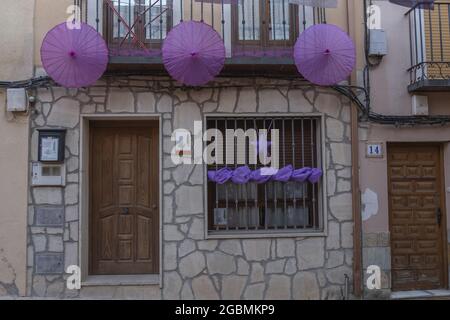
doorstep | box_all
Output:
[82,274,160,287]
[391,289,450,300]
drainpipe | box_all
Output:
[346,0,363,298]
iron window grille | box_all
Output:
[206,116,324,235]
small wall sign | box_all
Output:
[38,129,66,163]
[366,142,384,158]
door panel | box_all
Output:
[90,122,159,275]
[388,144,446,291]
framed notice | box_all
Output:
[38,129,66,163]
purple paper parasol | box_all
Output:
[41,22,108,88]
[294,24,356,86]
[388,0,434,9]
[162,21,225,86]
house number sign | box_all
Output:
[366,142,383,158]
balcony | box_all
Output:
[407,1,450,92]
[77,0,326,73]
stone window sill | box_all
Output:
[207,230,327,239]
[82,274,160,287]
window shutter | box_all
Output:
[424,1,450,78]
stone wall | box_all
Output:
[362,232,391,299]
[27,76,353,299]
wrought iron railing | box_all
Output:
[75,0,326,61]
[407,1,450,85]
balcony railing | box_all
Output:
[407,1,450,91]
[75,0,326,65]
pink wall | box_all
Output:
[360,125,450,234]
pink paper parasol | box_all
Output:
[294,24,356,86]
[162,21,225,86]
[388,0,434,9]
[41,22,108,88]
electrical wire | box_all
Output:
[0,76,52,89]
[2,73,450,126]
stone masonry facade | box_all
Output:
[27,76,353,299]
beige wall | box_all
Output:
[0,0,35,296]
[34,0,73,67]
[0,92,29,296]
[0,0,35,80]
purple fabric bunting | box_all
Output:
[308,168,323,183]
[208,166,322,184]
[250,168,274,184]
[291,167,312,182]
[231,166,252,184]
[208,167,233,184]
[294,24,356,86]
[272,165,293,182]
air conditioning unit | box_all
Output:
[368,29,388,57]
[412,95,429,116]
[6,88,28,112]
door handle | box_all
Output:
[436,207,442,226]
[121,207,129,215]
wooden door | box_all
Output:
[90,121,159,275]
[388,144,447,291]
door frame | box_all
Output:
[79,115,162,286]
[387,142,449,291]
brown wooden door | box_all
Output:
[388,144,447,291]
[90,121,159,275]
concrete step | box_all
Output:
[391,290,450,300]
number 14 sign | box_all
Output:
[366,143,384,158]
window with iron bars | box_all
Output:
[206,116,323,235]
[233,0,298,44]
[95,0,322,55]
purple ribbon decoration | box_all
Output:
[208,166,322,184]
[207,167,233,185]
[250,168,274,184]
[231,166,252,184]
[291,167,312,182]
[308,168,323,183]
[272,165,293,182]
